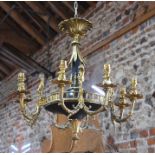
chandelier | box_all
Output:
[17,2,143,141]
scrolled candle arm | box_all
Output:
[17,72,46,126]
[110,87,136,123]
[83,88,113,115]
[110,78,143,123]
[110,100,135,123]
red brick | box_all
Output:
[149,128,155,136]
[130,149,137,153]
[16,135,24,143]
[147,137,155,145]
[118,142,129,149]
[139,130,148,138]
[148,147,154,153]
[130,140,137,148]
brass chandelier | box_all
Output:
[17,2,143,141]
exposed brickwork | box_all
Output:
[147,137,155,145]
[130,140,137,148]
[0,1,155,153]
[149,128,155,136]
[148,147,155,153]
[139,130,148,138]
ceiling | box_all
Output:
[0,1,96,80]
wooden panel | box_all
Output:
[41,114,104,153]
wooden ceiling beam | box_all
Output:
[76,2,85,14]
[0,11,40,53]
[0,71,6,80]
[16,2,48,37]
[0,47,34,71]
[25,1,59,32]
[47,2,70,20]
[0,26,38,54]
[0,2,45,45]
[0,54,17,68]
[0,44,55,77]
[0,60,11,75]
[62,1,74,12]
[86,1,96,7]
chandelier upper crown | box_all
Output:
[58,18,92,39]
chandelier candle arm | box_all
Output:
[59,84,80,117]
[83,88,112,115]
[52,60,80,117]
[110,100,135,123]
[17,72,46,126]
[110,77,143,123]
[119,88,127,119]
[110,87,132,123]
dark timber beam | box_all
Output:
[0,60,11,75]
[62,1,74,12]
[16,2,48,37]
[47,2,70,20]
[0,54,17,68]
[0,26,38,54]
[0,71,6,80]
[25,1,59,32]
[86,1,96,7]
[0,44,55,77]
[0,2,45,45]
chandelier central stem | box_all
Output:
[69,35,84,88]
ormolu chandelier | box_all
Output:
[17,2,143,141]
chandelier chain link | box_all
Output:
[74,1,78,18]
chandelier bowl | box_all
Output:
[44,90,105,120]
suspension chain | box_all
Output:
[74,1,78,18]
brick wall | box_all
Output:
[88,15,155,153]
[0,1,155,152]
[0,70,54,152]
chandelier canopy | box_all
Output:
[17,2,143,141]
